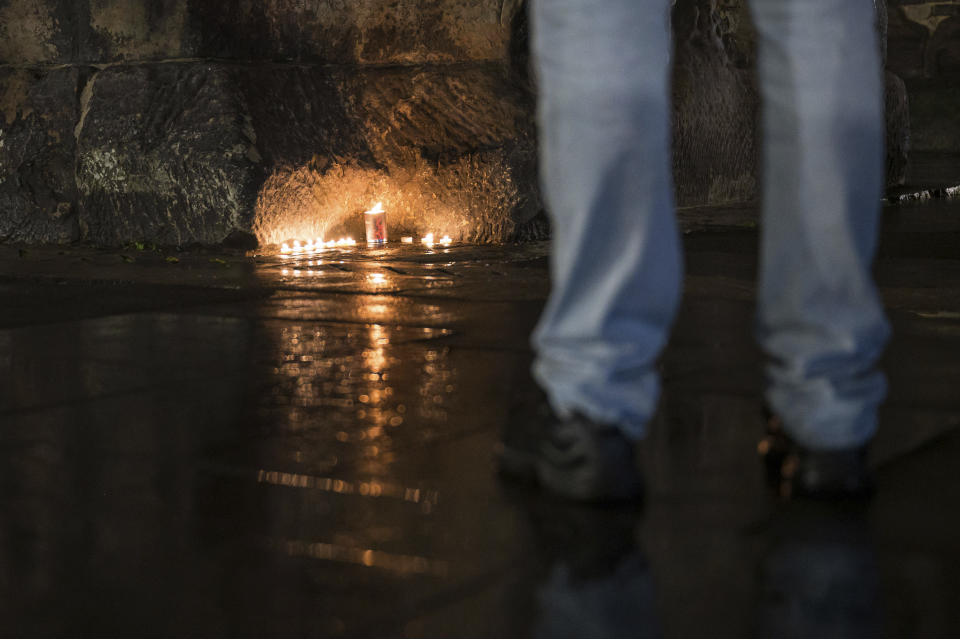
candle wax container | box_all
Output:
[365,209,388,245]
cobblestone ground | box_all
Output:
[1,194,959,638]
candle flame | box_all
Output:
[278,236,355,255]
[365,202,384,215]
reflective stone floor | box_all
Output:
[2,197,959,638]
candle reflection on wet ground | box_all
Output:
[1,199,960,637]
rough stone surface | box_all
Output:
[928,13,960,75]
[0,0,515,65]
[903,80,960,151]
[0,0,74,64]
[73,63,538,247]
[191,0,511,64]
[888,0,960,78]
[671,0,759,206]
[886,2,960,153]
[886,71,911,185]
[82,0,193,62]
[248,66,539,245]
[75,64,261,245]
[0,66,83,244]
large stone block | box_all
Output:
[928,13,960,75]
[671,0,759,206]
[0,0,199,65]
[190,0,510,64]
[888,1,960,78]
[1,0,515,65]
[886,71,910,184]
[0,67,84,243]
[0,0,75,64]
[81,0,193,62]
[888,3,930,78]
[73,63,538,246]
[886,2,960,153]
[75,64,261,245]
[246,65,539,245]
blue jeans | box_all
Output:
[530,0,889,450]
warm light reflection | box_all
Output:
[365,324,388,375]
[419,347,453,422]
[368,272,387,286]
[278,236,355,255]
[420,233,452,248]
[266,316,456,495]
[268,537,448,577]
[256,469,438,505]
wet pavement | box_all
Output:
[2,195,960,638]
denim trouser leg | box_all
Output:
[530,0,680,440]
[751,0,890,449]
[532,0,889,448]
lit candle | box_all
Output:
[364,202,388,245]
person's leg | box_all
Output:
[750,0,890,452]
[530,0,680,441]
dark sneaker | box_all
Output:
[497,396,644,502]
[758,409,874,500]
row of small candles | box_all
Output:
[279,234,452,255]
[279,202,452,255]
[281,238,355,254]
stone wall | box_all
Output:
[0,0,912,246]
[0,0,514,65]
[888,0,960,78]
[0,0,536,246]
[887,1,960,151]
